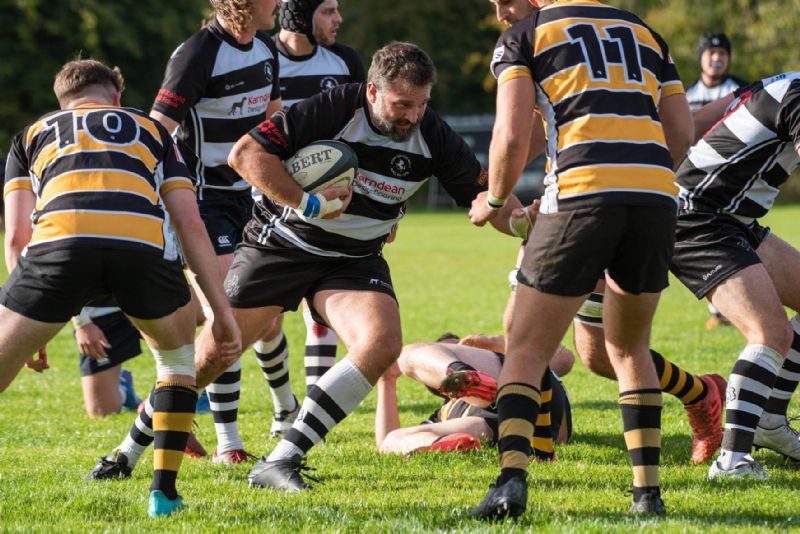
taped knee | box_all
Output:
[152,344,196,379]
[575,292,604,327]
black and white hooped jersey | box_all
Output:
[275,40,365,106]
[686,75,748,111]
[677,72,800,222]
[246,83,486,257]
[152,18,281,198]
[3,105,194,260]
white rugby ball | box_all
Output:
[283,140,358,193]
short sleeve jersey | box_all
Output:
[491,0,684,213]
[151,18,281,199]
[3,105,194,260]
[245,83,486,258]
[275,40,366,106]
[677,72,800,222]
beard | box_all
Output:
[372,111,419,142]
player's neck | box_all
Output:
[64,95,116,110]
[218,17,256,45]
[701,72,725,88]
[279,30,315,57]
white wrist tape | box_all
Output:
[298,192,343,218]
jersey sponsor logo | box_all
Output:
[257,119,288,148]
[228,97,247,116]
[225,80,245,91]
[217,235,232,247]
[264,61,274,84]
[320,76,339,92]
[491,46,505,70]
[156,88,187,109]
[355,172,406,201]
[389,154,411,178]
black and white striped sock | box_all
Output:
[302,308,337,394]
[760,317,800,428]
[719,344,782,469]
[254,332,296,413]
[207,359,244,454]
[116,387,155,467]
[267,358,371,461]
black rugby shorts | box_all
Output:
[198,194,253,255]
[78,311,142,376]
[0,248,190,322]
[518,206,676,296]
[670,210,770,299]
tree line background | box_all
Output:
[1,0,798,166]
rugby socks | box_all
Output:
[255,333,297,413]
[151,381,197,500]
[619,389,662,500]
[760,317,800,429]
[497,383,540,484]
[719,344,782,469]
[115,388,156,467]
[207,360,244,453]
[303,308,338,394]
[651,349,707,405]
[268,358,371,461]
[532,371,555,461]
[446,361,477,375]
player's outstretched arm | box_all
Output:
[659,93,694,168]
[375,362,402,450]
[470,77,534,227]
[692,94,735,142]
[163,187,241,360]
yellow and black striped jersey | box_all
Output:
[3,104,195,259]
[491,0,684,212]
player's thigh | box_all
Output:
[315,289,401,382]
[708,263,791,350]
[448,345,503,377]
[0,306,64,392]
[757,232,800,313]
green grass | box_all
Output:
[2,206,800,532]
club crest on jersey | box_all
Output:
[390,154,411,178]
[320,76,339,92]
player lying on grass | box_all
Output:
[0,58,241,517]
[376,334,573,456]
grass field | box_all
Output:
[1,207,800,532]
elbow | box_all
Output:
[227,137,247,173]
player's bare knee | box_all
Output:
[397,342,430,374]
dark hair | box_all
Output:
[697,32,731,61]
[53,58,125,104]
[436,332,460,343]
[367,42,437,89]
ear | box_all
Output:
[366,82,378,105]
[112,91,122,107]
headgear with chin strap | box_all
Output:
[279,0,325,44]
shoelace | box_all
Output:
[292,460,320,483]
[228,450,259,462]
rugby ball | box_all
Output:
[283,140,358,193]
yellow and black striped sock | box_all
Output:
[151,381,198,500]
[619,389,662,500]
[532,371,554,461]
[497,382,540,484]
[651,350,706,405]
